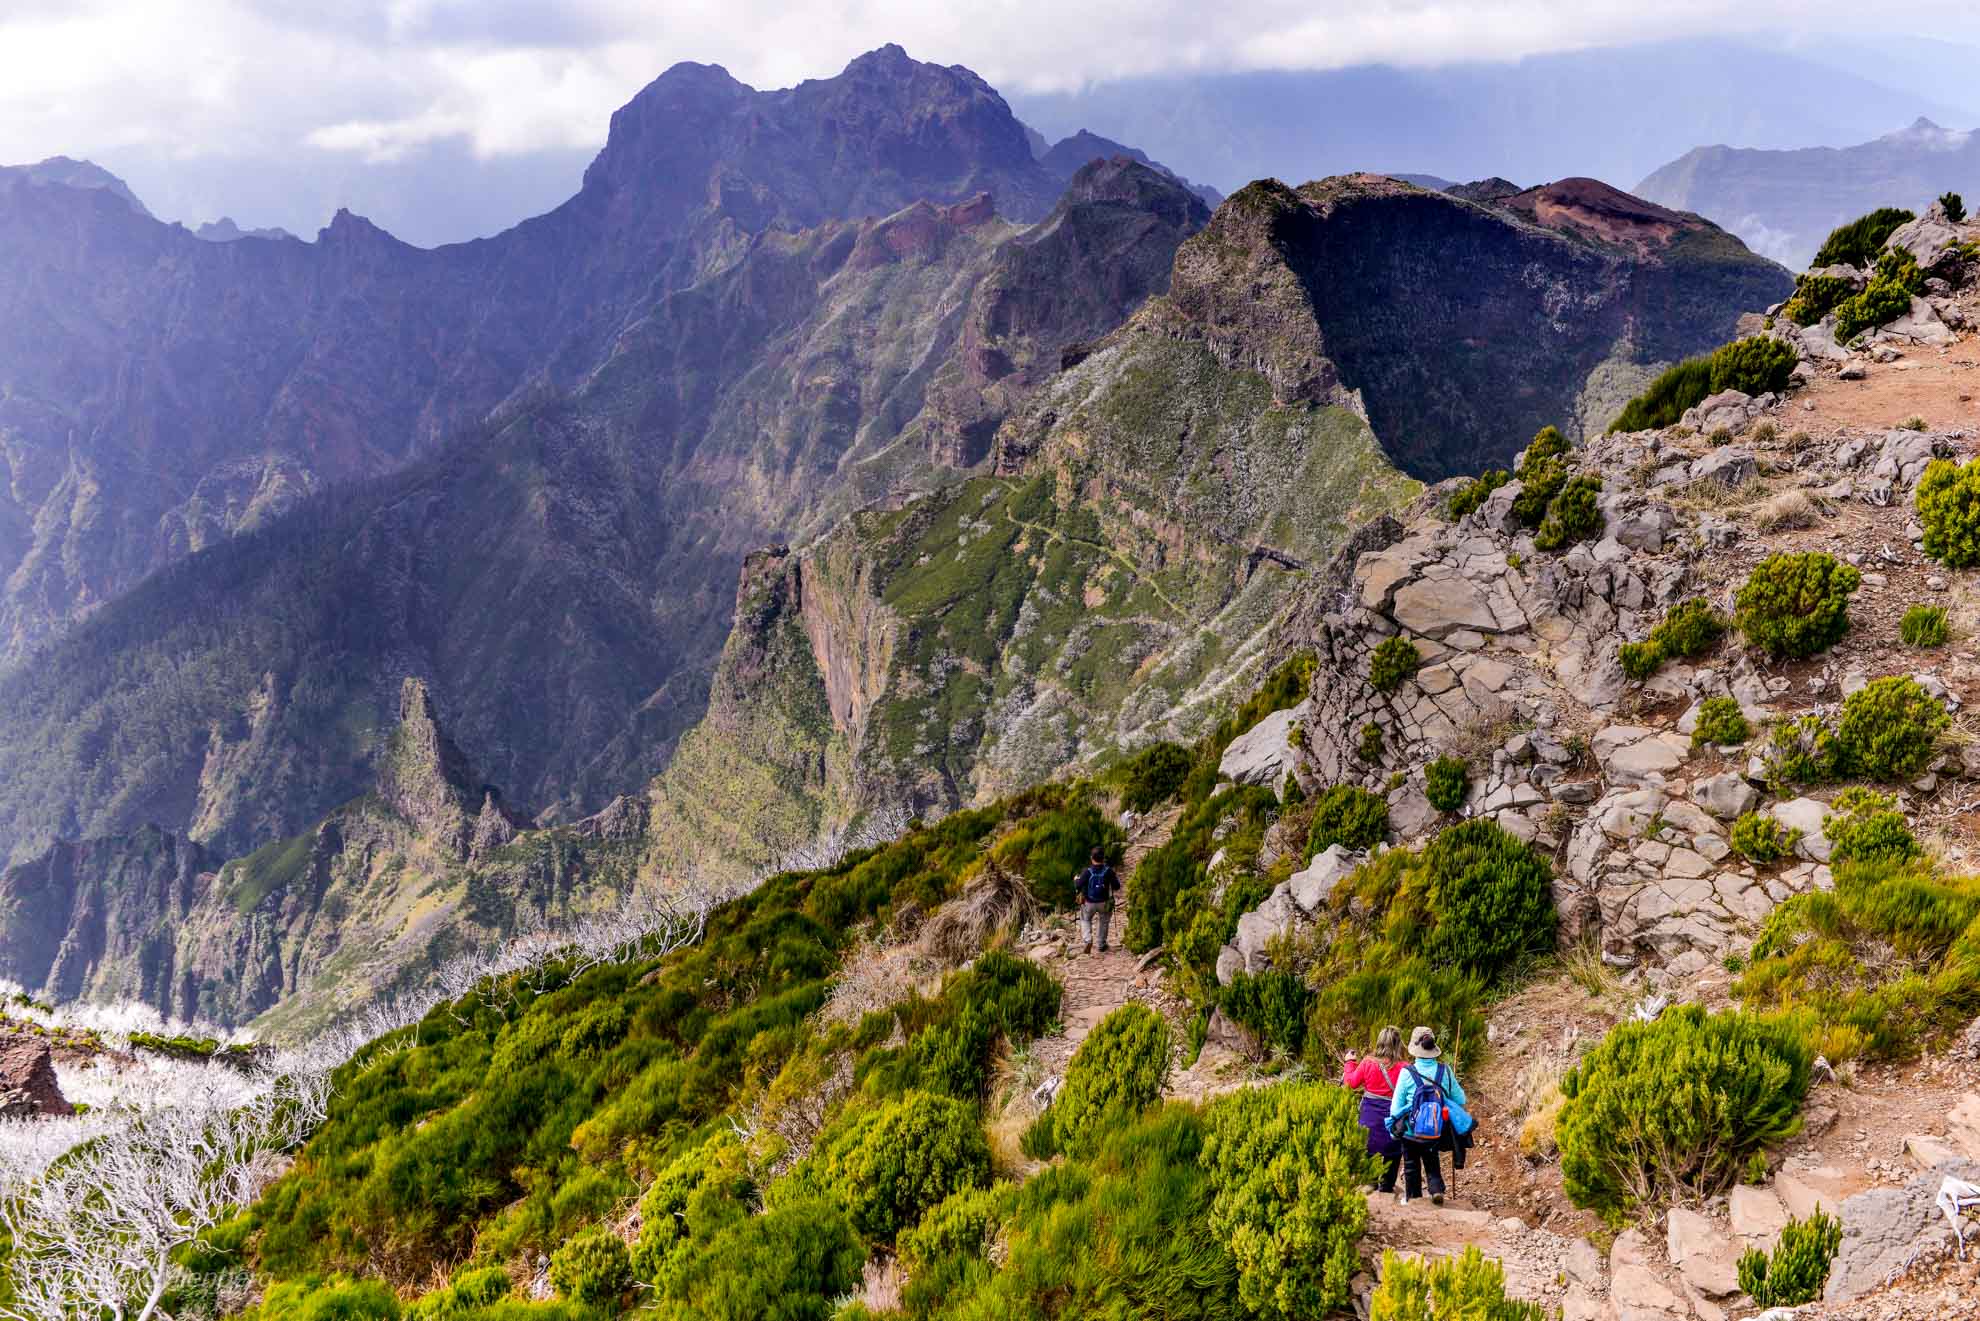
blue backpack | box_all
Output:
[1080,865,1115,903]
[1404,1063,1447,1141]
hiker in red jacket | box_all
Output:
[1343,1025,1406,1194]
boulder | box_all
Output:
[1226,886,1301,980]
[1775,1164,1849,1221]
[1729,1184,1789,1252]
[1770,797,1833,863]
[1594,726,1688,786]
[1873,429,1946,487]
[1688,446,1757,488]
[1218,702,1308,788]
[1612,504,1675,554]
[1825,1159,1980,1301]
[1682,390,1754,436]
[1390,574,1508,638]
[1288,844,1357,914]
[1478,479,1524,534]
[1877,296,1956,348]
[0,1037,72,1118]
[1886,207,1963,271]
[1666,1206,1741,1298]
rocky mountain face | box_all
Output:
[632,173,1788,889]
[0,107,1208,865]
[1637,117,1980,269]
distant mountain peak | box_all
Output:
[1881,116,1971,150]
[1,156,151,217]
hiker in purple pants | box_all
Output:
[1342,1025,1406,1193]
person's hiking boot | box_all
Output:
[1430,1192,1445,1206]
[1395,1194,1410,1206]
[1082,940,1092,954]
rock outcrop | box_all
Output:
[0,1035,73,1117]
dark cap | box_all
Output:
[1089,846,1105,862]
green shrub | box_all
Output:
[1737,1208,1842,1307]
[1424,757,1468,813]
[1119,742,1194,813]
[897,1182,1013,1276]
[1822,788,1919,867]
[405,1266,512,1320]
[1812,207,1914,268]
[1781,273,1855,327]
[1943,192,1967,224]
[1836,247,1924,341]
[1707,335,1798,396]
[1447,468,1510,520]
[783,1090,990,1241]
[548,1226,632,1307]
[1416,819,1555,977]
[1837,675,1949,781]
[1764,714,1845,786]
[1730,812,1799,865]
[1046,1003,1171,1158]
[990,798,1125,903]
[1610,357,1713,433]
[1618,640,1663,681]
[1692,696,1750,748]
[656,1198,863,1321]
[1369,636,1422,693]
[1917,457,1980,568]
[1533,474,1604,551]
[1221,970,1312,1058]
[1306,784,1388,858]
[1556,1005,1812,1217]
[1735,552,1860,659]
[1901,604,1950,648]
[1520,425,1571,472]
[1357,721,1385,764]
[1370,1246,1547,1321]
[631,1134,754,1293]
[1509,457,1569,526]
[1202,1081,1375,1319]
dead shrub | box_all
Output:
[917,862,1041,965]
[1752,489,1827,533]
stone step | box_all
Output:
[1773,1164,1849,1220]
[1728,1183,1788,1252]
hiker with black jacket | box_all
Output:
[1073,847,1120,954]
[1386,1025,1472,1206]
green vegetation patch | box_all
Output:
[1608,336,1797,434]
[1812,207,1915,268]
[1735,552,1860,659]
[1917,457,1980,568]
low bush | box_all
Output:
[1424,757,1468,813]
[1763,714,1844,787]
[1040,1002,1171,1158]
[1619,598,1726,680]
[1306,785,1388,858]
[1822,788,1919,867]
[1520,425,1572,471]
[1447,468,1510,520]
[404,1266,513,1320]
[1509,458,1569,526]
[1737,1209,1842,1307]
[1738,857,1980,1061]
[896,1183,1013,1276]
[1533,474,1604,551]
[1608,337,1797,434]
[1357,721,1385,764]
[1118,742,1194,813]
[631,1134,754,1295]
[1901,604,1950,648]
[1202,1081,1375,1319]
[656,1198,863,1321]
[1812,207,1914,268]
[1221,969,1312,1058]
[1735,552,1860,659]
[782,1090,991,1241]
[1917,456,1980,568]
[1730,812,1799,865]
[1836,675,1949,781]
[1944,192,1967,224]
[1707,335,1798,396]
[1619,640,1663,681]
[548,1226,632,1308]
[1369,636,1422,693]
[1610,357,1712,434]
[1691,696,1750,748]
[1556,1005,1812,1218]
[1370,1246,1547,1321]
[1781,273,1856,327]
[989,796,1124,904]
[1835,247,1923,341]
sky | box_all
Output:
[6,1,1980,246]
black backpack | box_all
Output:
[1080,865,1115,903]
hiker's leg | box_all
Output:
[1096,902,1112,951]
[1077,902,1094,949]
[1401,1141,1424,1199]
[1377,1147,1401,1194]
[1422,1142,1445,1196]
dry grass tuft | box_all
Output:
[1674,473,1769,513]
[917,862,1040,966]
[1752,488,1828,532]
[822,937,930,1026]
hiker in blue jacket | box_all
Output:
[1073,846,1120,954]
[1387,1025,1469,1205]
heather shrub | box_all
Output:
[896,1183,1013,1276]
[1835,247,1923,340]
[1610,357,1713,433]
[1520,425,1571,471]
[1416,819,1555,977]
[1730,812,1799,865]
[1901,604,1950,648]
[1822,788,1919,866]
[1306,784,1388,857]
[1812,207,1914,268]
[1369,636,1422,693]
[1620,598,1726,680]
[1917,456,1980,568]
[631,1133,755,1291]
[548,1226,632,1308]
[1118,741,1193,813]
[1763,714,1844,786]
[1556,1005,1812,1217]
[1202,1081,1375,1319]
[1781,273,1854,327]
[1424,757,1468,813]
[1691,696,1750,748]
[1944,192,1967,224]
[1738,1209,1841,1307]
[404,1267,513,1320]
[1836,675,1949,781]
[656,1199,863,1321]
[1447,468,1510,520]
[1221,969,1312,1058]
[783,1090,990,1241]
[1037,1003,1171,1159]
[1533,474,1604,551]
[1357,721,1385,763]
[1618,640,1663,681]
[1707,335,1798,396]
[1370,1247,1547,1321]
[1509,457,1568,525]
[1735,552,1859,659]
[1609,336,1796,434]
